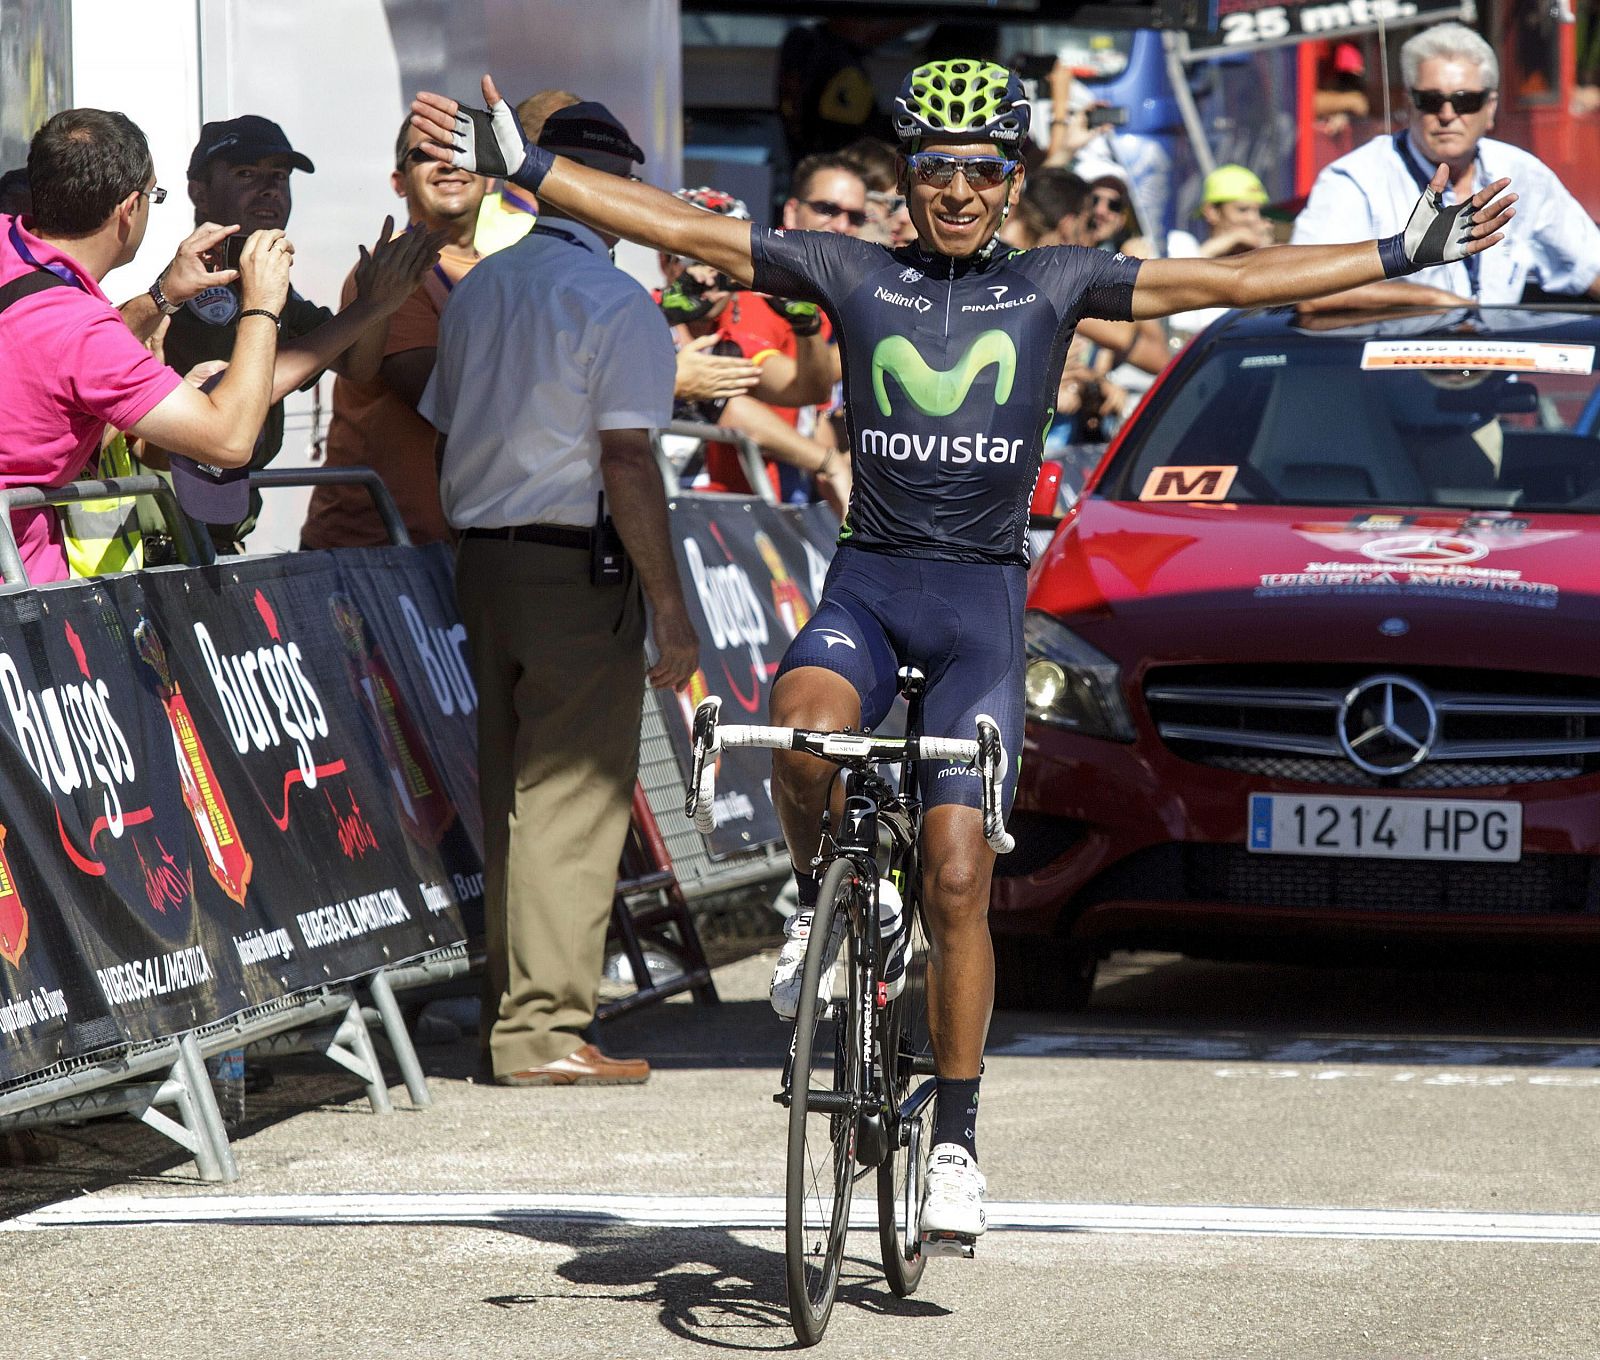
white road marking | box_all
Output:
[9,1192,1600,1244]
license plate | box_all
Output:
[1248,794,1521,862]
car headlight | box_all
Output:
[1023,610,1136,742]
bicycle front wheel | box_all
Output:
[785,855,866,1347]
[877,867,931,1296]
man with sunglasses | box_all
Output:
[783,152,870,239]
[1294,22,1600,308]
[412,53,1515,1251]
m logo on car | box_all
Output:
[1139,465,1240,501]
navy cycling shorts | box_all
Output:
[774,545,1026,814]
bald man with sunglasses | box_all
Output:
[1293,22,1600,309]
[412,58,1516,1245]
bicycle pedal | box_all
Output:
[919,1231,977,1259]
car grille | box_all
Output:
[1145,663,1600,788]
[1074,844,1600,916]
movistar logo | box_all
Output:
[871,330,1016,419]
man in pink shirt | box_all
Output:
[0,108,438,583]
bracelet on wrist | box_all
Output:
[817,448,837,476]
[239,307,281,325]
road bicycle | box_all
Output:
[685,668,1012,1346]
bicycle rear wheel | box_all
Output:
[877,868,931,1296]
[785,856,866,1347]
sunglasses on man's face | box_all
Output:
[1410,87,1494,115]
[801,198,869,228]
[905,152,1019,191]
[399,146,435,169]
[1089,191,1126,213]
[868,191,908,215]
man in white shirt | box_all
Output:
[420,102,697,1088]
[1293,22,1600,310]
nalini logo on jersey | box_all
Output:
[870,330,1016,418]
[873,285,932,315]
[194,590,331,789]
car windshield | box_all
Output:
[1105,316,1600,514]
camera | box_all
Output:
[1087,106,1130,129]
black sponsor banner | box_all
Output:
[316,546,486,939]
[662,496,839,859]
[0,502,833,1085]
[1186,0,1470,56]
[0,553,473,1087]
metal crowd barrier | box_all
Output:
[0,468,459,1180]
[654,420,780,505]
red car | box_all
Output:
[994,305,1600,1006]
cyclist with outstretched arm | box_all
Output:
[413,60,1514,1248]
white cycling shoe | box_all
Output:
[920,1143,987,1252]
[770,909,845,1020]
[770,881,910,1021]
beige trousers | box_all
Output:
[455,536,646,1074]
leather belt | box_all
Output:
[463,523,592,550]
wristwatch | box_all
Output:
[148,272,181,317]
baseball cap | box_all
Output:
[1202,164,1269,205]
[188,115,315,180]
[168,371,257,524]
[538,102,644,169]
[1333,41,1366,76]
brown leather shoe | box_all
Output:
[496,1043,650,1087]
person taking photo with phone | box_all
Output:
[146,115,444,549]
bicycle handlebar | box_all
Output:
[685,696,1014,854]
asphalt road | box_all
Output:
[8,947,1600,1359]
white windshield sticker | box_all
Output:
[1360,340,1597,375]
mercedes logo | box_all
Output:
[1338,674,1438,775]
[1360,534,1489,565]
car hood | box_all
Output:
[1028,498,1600,674]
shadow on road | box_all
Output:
[478,1220,947,1352]
[986,950,1600,1069]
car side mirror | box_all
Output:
[1031,459,1065,528]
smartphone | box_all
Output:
[207,233,247,273]
[1087,105,1130,129]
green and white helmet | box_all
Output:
[892,59,1032,151]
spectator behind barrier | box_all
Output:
[149,115,441,551]
[839,137,914,247]
[782,151,868,239]
[1165,164,1277,339]
[473,88,578,255]
[0,108,292,583]
[657,186,849,515]
[420,99,697,1088]
[300,119,487,550]
[1293,21,1600,308]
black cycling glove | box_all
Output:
[1378,183,1482,278]
[441,97,554,194]
[770,297,822,337]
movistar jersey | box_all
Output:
[751,229,1141,565]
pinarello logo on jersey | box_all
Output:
[195,589,346,830]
